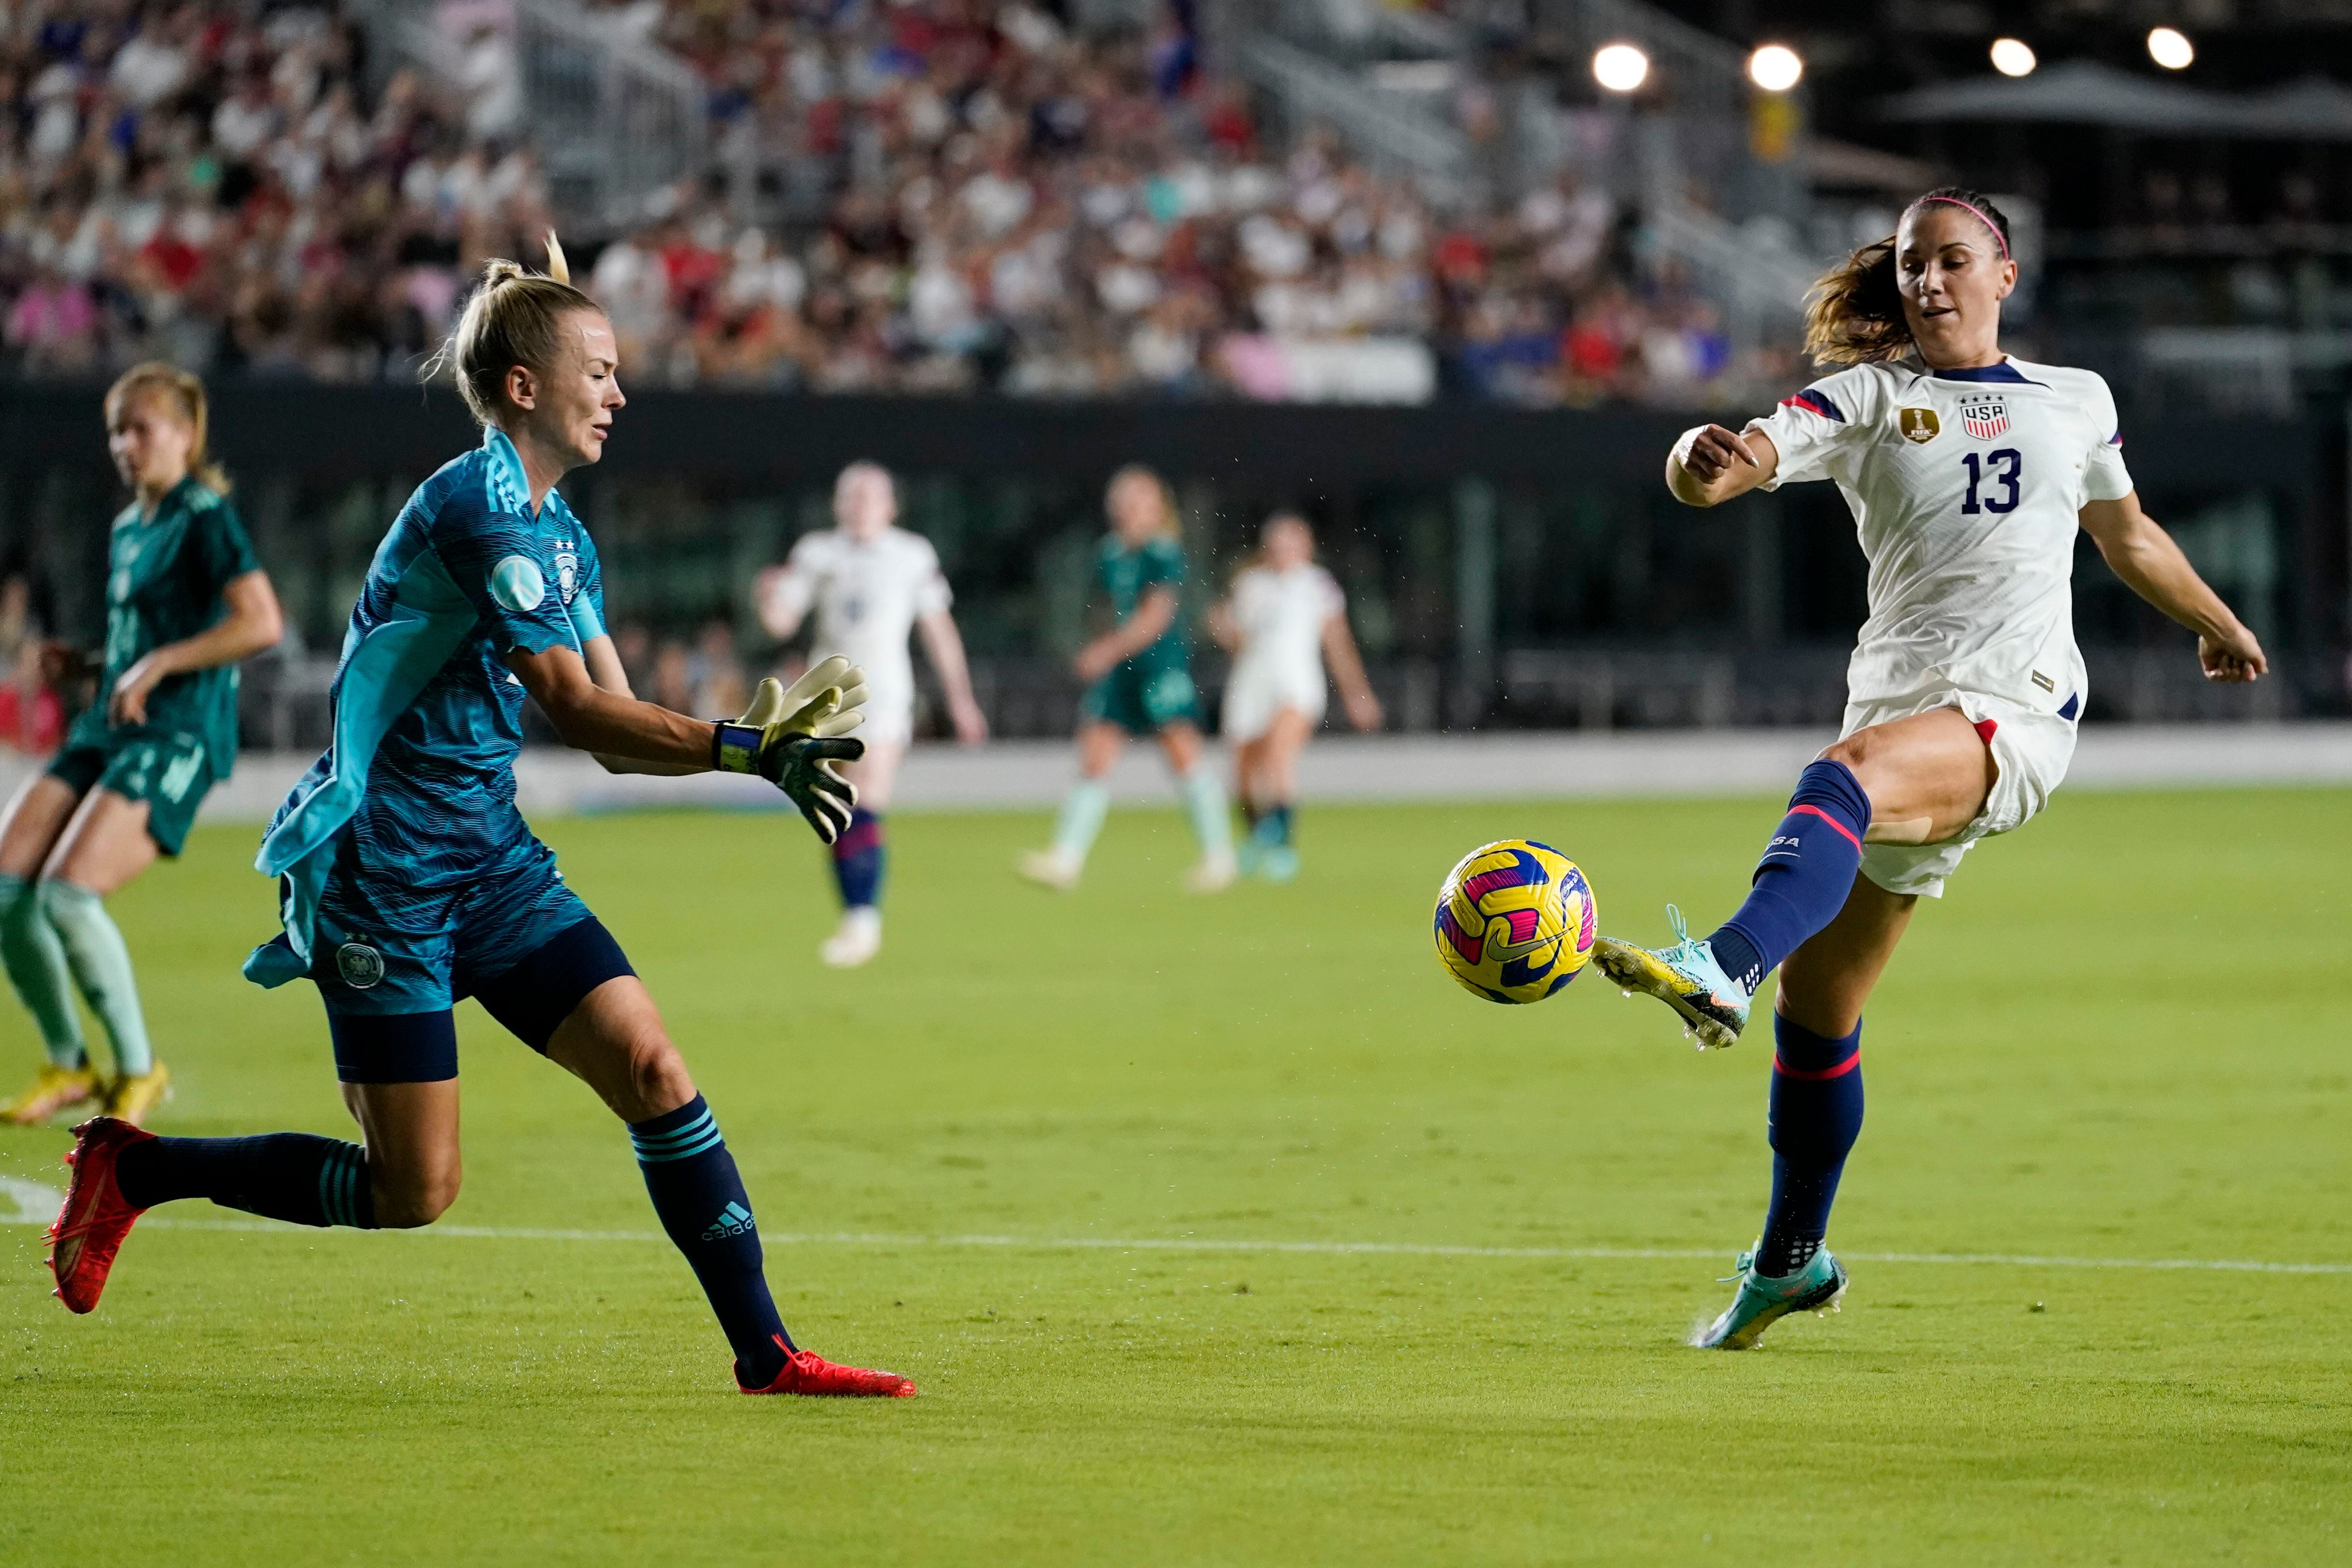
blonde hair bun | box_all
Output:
[429,230,601,424]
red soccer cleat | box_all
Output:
[738,1336,917,1398]
[46,1116,154,1314]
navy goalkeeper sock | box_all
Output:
[630,1095,793,1384]
[1756,1014,1864,1278]
[114,1134,376,1228]
[1708,759,1872,992]
[830,808,886,910]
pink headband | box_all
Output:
[1912,195,2009,260]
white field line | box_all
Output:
[5,1175,2348,1275]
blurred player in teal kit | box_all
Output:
[0,363,282,1129]
[44,241,916,1397]
[1020,465,1235,892]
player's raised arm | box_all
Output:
[1665,424,1778,508]
[2077,494,2267,683]
[508,641,865,841]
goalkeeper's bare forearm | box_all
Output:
[507,643,718,771]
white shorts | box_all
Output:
[1221,665,1326,743]
[857,700,915,748]
[1844,686,2077,898]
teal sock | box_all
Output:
[39,880,150,1076]
[1051,780,1112,863]
[0,872,85,1069]
[1178,771,1234,861]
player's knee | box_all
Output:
[1816,735,1893,813]
[374,1166,461,1229]
[625,1033,694,1117]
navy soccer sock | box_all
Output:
[830,809,886,911]
[1707,759,1872,993]
[114,1134,376,1228]
[1756,1014,1864,1278]
[630,1095,794,1384]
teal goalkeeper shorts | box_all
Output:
[1082,662,1199,736]
[47,732,216,857]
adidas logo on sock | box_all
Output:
[701,1201,756,1240]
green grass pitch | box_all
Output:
[3,788,2350,1564]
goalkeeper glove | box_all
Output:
[751,655,870,739]
[713,657,869,842]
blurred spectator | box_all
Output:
[691,619,747,718]
[0,637,63,756]
[0,574,59,756]
[612,621,655,694]
[650,638,695,714]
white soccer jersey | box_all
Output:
[761,526,952,740]
[1748,354,2134,715]
[1222,563,1344,741]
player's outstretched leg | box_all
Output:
[1593,758,1870,1048]
[50,1116,379,1312]
[820,807,886,968]
[541,974,914,1397]
[1693,1012,1864,1348]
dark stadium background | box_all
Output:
[0,0,2345,740]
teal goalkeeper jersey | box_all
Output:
[69,477,260,776]
[1097,533,1187,673]
[246,425,607,987]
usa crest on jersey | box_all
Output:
[1959,396,2010,440]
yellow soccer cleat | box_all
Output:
[1,1062,100,1125]
[1591,904,1752,1050]
[104,1063,172,1127]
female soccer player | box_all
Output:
[1206,511,1381,881]
[755,460,988,968]
[45,242,915,1398]
[1595,188,2268,1349]
[1020,465,1235,892]
[0,364,282,1128]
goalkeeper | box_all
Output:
[42,243,915,1398]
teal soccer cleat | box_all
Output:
[1591,904,1753,1050]
[1690,1246,1848,1350]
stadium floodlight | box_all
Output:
[1747,44,1803,93]
[1592,43,1650,94]
[1989,38,2036,78]
[2147,26,2194,69]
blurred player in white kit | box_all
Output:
[756,462,988,966]
[1207,512,1380,880]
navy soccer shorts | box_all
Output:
[303,834,636,1083]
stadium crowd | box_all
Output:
[0,0,1755,405]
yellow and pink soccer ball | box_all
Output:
[1432,839,1598,1004]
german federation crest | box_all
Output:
[336,942,385,989]
[1959,396,2010,440]
[554,550,579,605]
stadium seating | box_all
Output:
[0,0,1759,405]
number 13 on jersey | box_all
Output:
[1960,449,2021,515]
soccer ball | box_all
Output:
[1432,839,1598,1004]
